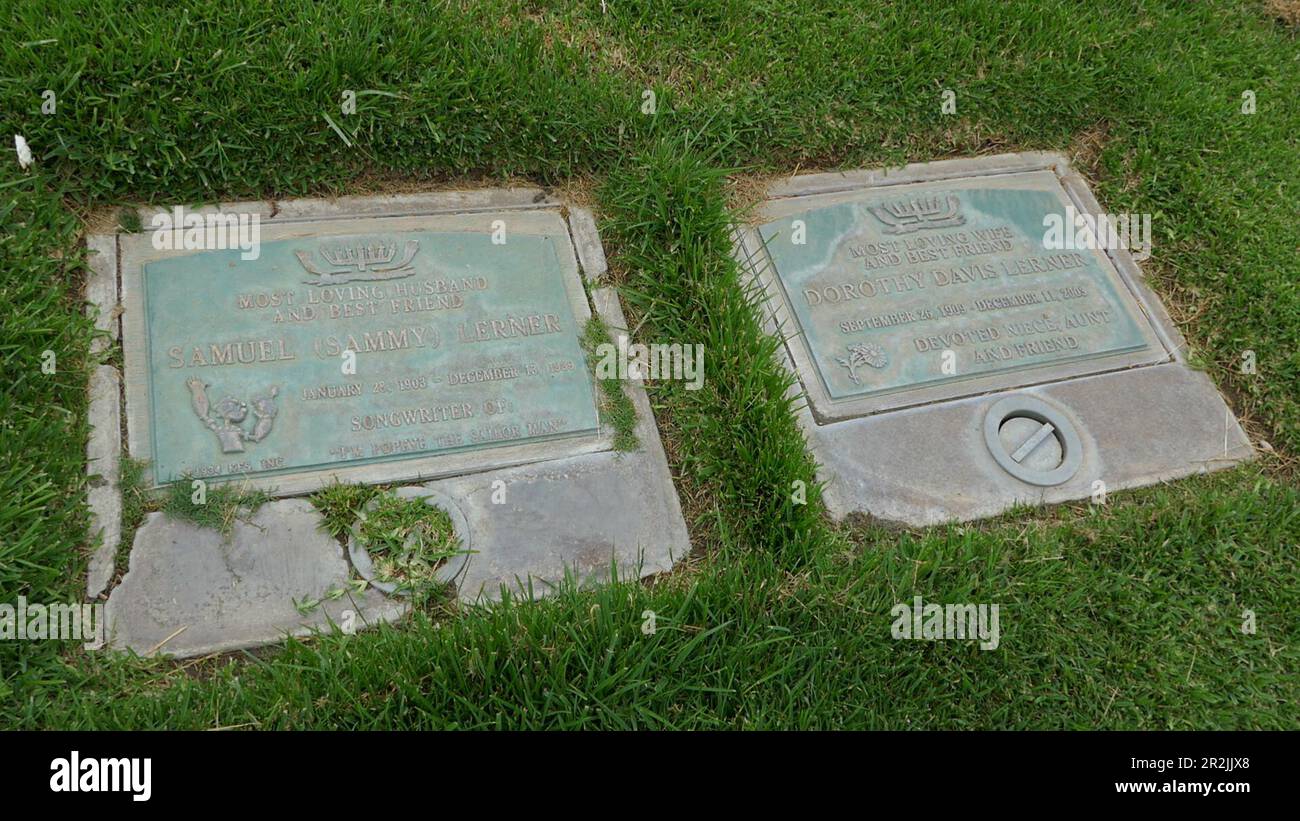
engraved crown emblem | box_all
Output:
[868,195,965,234]
[295,239,420,285]
[321,242,399,269]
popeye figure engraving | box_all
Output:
[185,377,279,453]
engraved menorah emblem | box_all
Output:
[868,195,965,234]
[295,239,420,285]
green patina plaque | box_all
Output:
[139,228,599,485]
[759,173,1155,403]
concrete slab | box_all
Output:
[806,364,1252,525]
[427,285,690,600]
[86,365,122,598]
[85,486,122,599]
[84,234,118,355]
[99,499,406,658]
[567,207,607,283]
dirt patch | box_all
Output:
[81,204,125,236]
[1265,0,1300,27]
[725,171,786,215]
[551,173,600,210]
[1067,121,1112,178]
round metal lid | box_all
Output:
[982,395,1083,487]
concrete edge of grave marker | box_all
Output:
[418,284,692,602]
[84,234,119,354]
[131,187,562,227]
[764,151,1071,200]
[83,234,123,598]
[736,152,1256,526]
[86,364,123,598]
[115,227,150,468]
[95,499,409,659]
[566,207,608,283]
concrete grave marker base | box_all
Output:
[735,152,1253,526]
[97,499,406,658]
[85,187,691,655]
[420,287,689,602]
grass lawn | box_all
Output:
[0,0,1296,729]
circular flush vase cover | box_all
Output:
[982,395,1084,487]
[347,486,472,596]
